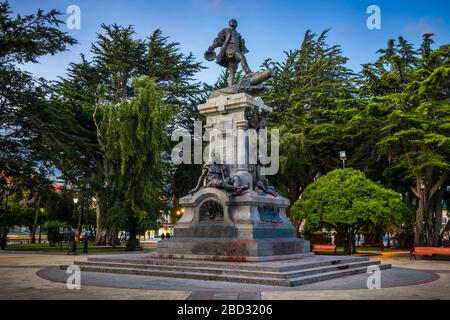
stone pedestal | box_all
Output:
[156,188,310,261]
[156,93,310,261]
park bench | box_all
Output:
[312,244,337,254]
[410,246,450,259]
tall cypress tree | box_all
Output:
[263,29,356,205]
[360,35,450,246]
[0,1,76,246]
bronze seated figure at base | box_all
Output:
[189,153,250,196]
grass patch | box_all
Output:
[5,242,142,254]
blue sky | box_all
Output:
[9,0,450,85]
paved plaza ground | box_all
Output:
[0,250,449,300]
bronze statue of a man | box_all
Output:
[189,152,249,196]
[205,18,254,87]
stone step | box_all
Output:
[76,261,286,279]
[283,260,381,279]
[86,255,368,273]
[289,264,392,286]
[74,259,379,280]
[64,265,292,286]
[62,259,390,287]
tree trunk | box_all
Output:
[94,195,103,244]
[1,190,8,250]
[414,180,428,246]
[0,227,7,250]
[351,237,357,254]
[94,195,116,246]
[30,195,41,244]
[432,189,444,246]
[95,229,106,246]
[96,228,118,247]
[343,238,350,255]
[125,228,138,251]
[340,230,351,255]
[415,198,425,246]
[293,218,302,237]
[413,171,448,247]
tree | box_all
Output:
[0,1,76,246]
[144,29,204,109]
[91,24,145,103]
[54,56,106,241]
[0,1,76,168]
[262,30,357,236]
[56,25,206,245]
[1,190,34,250]
[360,35,450,246]
[291,169,410,254]
[97,77,169,251]
[43,220,68,247]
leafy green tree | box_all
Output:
[55,25,205,245]
[292,169,410,254]
[97,77,169,250]
[145,29,206,200]
[1,191,34,250]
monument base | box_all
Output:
[157,188,310,261]
[156,237,311,262]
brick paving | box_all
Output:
[0,250,449,300]
[188,291,261,300]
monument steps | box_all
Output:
[73,260,288,279]
[72,258,380,280]
[63,264,291,286]
[85,255,365,272]
[279,260,381,279]
[289,264,392,286]
[63,256,391,287]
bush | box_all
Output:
[43,220,68,247]
[292,168,411,254]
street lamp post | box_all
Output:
[59,227,64,253]
[70,198,79,255]
[1,190,10,250]
[339,151,347,169]
[73,198,79,215]
[419,179,426,246]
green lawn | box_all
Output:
[5,242,142,254]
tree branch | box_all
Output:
[410,185,420,198]
[429,171,448,200]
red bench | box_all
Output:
[312,244,337,254]
[410,246,450,259]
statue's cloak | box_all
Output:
[213,28,249,68]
